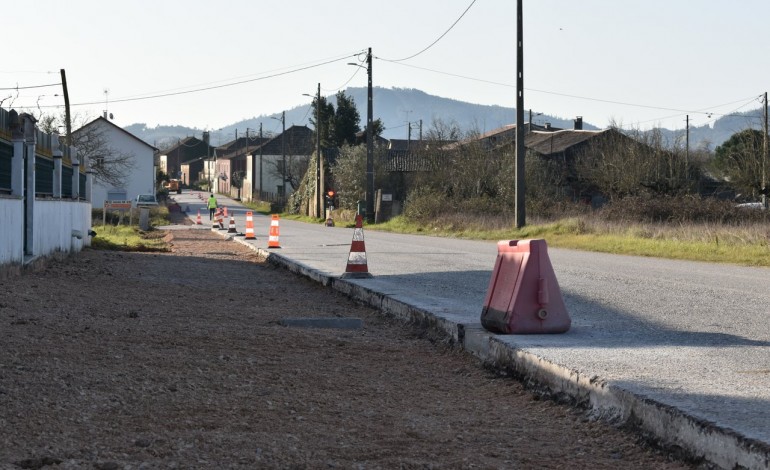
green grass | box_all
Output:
[239,200,274,215]
[90,207,172,252]
[372,215,770,267]
[92,201,770,266]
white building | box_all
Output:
[74,117,158,208]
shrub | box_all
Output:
[598,195,770,224]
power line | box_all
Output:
[33,52,364,110]
[377,58,761,119]
[325,66,363,93]
[0,82,61,90]
[629,96,762,127]
[122,50,365,101]
[379,0,477,62]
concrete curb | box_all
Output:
[222,231,770,470]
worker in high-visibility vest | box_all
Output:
[207,194,218,220]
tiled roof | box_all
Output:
[525,129,607,156]
[247,125,314,157]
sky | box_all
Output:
[4,0,770,136]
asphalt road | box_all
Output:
[172,191,770,469]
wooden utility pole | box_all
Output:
[515,0,525,228]
[60,69,71,145]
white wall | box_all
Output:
[253,153,293,198]
[88,121,156,208]
[0,197,91,267]
[0,197,24,265]
[33,200,92,255]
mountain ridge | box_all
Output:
[124,87,766,152]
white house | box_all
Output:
[74,117,157,208]
[245,125,313,201]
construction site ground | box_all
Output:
[0,224,698,469]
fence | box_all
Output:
[0,109,92,270]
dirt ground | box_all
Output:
[0,223,700,469]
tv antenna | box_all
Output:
[103,89,111,119]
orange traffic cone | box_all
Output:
[223,206,228,218]
[211,209,220,229]
[341,215,372,279]
[196,210,202,225]
[244,211,256,239]
[268,214,281,248]
[227,214,237,234]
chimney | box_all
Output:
[574,116,583,130]
[202,131,210,144]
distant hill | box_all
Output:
[124,87,766,152]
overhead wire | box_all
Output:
[118,50,365,101]
[377,58,765,123]
[29,51,364,110]
[0,82,61,90]
[378,0,477,62]
[324,66,363,93]
[629,95,762,128]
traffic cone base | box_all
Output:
[341,215,372,279]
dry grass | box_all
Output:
[376,213,770,267]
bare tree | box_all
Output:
[73,121,137,188]
[572,126,694,200]
[37,112,136,188]
[266,155,310,193]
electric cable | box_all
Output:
[378,0,477,62]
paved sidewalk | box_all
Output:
[171,191,770,470]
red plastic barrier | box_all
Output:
[481,239,570,334]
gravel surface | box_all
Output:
[0,226,698,469]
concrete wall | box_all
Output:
[0,197,90,269]
[33,199,92,255]
[0,196,24,265]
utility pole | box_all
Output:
[60,69,71,145]
[419,119,423,142]
[259,123,263,200]
[365,47,375,224]
[407,122,412,147]
[762,92,767,209]
[315,83,322,219]
[515,0,526,228]
[685,114,690,191]
[281,111,286,198]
